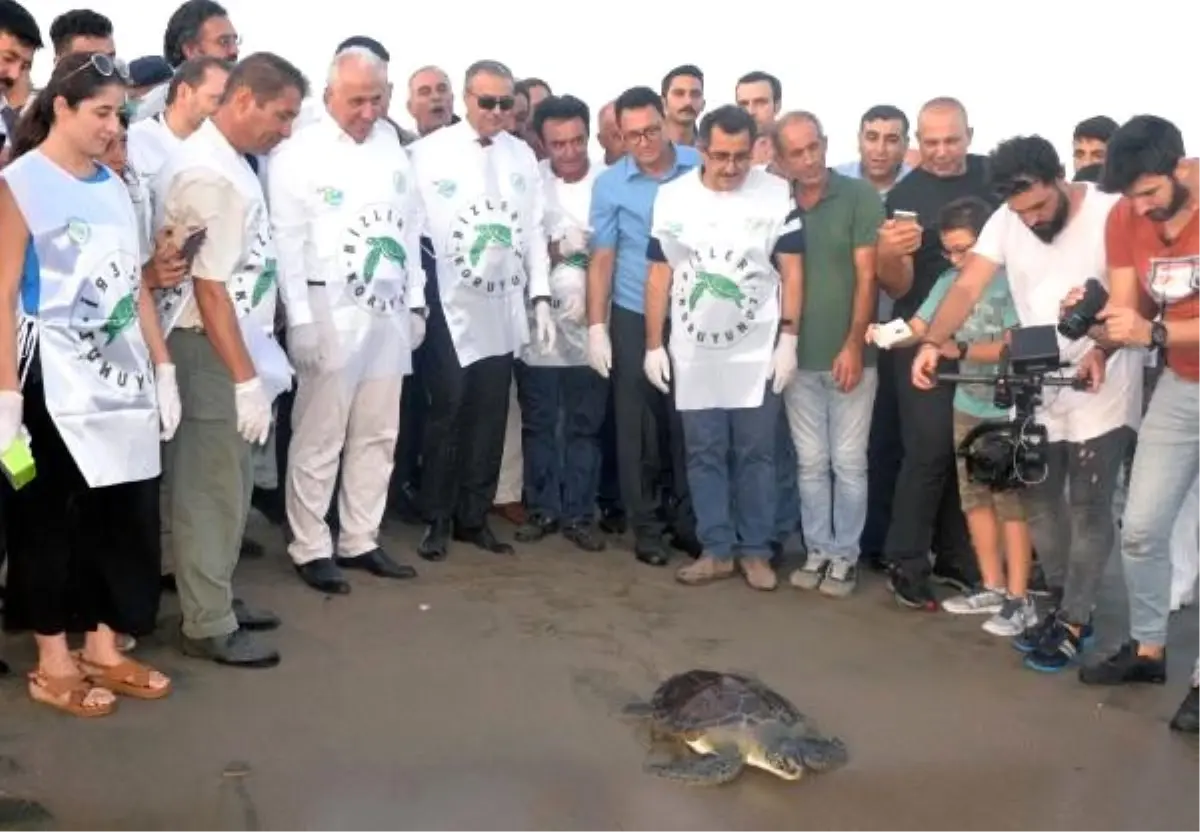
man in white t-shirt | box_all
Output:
[644,106,803,592]
[511,94,609,552]
[913,135,1141,673]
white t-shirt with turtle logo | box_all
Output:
[650,167,799,411]
[522,158,605,368]
[266,112,427,379]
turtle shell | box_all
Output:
[647,670,810,734]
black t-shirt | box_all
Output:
[885,154,997,318]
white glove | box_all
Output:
[0,390,23,450]
[768,333,798,394]
[587,324,612,378]
[410,310,427,350]
[287,323,324,374]
[643,346,671,394]
[560,294,586,324]
[559,226,590,257]
[534,299,557,353]
[234,377,272,446]
[155,363,181,441]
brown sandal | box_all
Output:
[27,669,117,718]
[76,657,172,700]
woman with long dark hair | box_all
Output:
[0,52,181,716]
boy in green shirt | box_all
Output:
[867,196,1034,636]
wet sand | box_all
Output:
[1,514,1196,830]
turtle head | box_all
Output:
[761,738,808,781]
[778,735,850,775]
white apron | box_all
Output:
[410,123,548,368]
[3,152,160,487]
[267,117,424,383]
[521,160,602,368]
[153,120,289,396]
[653,168,792,411]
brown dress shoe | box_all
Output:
[491,502,527,525]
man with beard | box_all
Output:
[0,0,39,148]
[913,135,1142,672]
[660,65,704,147]
[1073,116,1198,733]
[1071,116,1118,177]
[135,0,240,123]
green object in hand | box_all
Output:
[1,434,35,490]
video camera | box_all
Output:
[935,324,1088,491]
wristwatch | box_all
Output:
[1150,321,1168,349]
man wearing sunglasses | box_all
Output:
[408,59,555,561]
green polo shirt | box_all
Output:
[795,169,885,371]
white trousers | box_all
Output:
[495,379,523,504]
[285,365,402,565]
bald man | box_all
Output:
[596,101,623,165]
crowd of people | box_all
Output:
[0,0,1195,737]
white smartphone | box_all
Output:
[873,318,914,349]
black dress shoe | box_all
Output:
[635,536,670,567]
[598,507,627,535]
[336,548,417,580]
[296,558,351,594]
[418,519,452,561]
[453,523,515,555]
[232,598,281,631]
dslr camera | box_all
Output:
[936,325,1088,491]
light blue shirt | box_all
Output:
[834,159,912,197]
[589,144,701,314]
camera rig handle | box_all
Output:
[935,372,1090,391]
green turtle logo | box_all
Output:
[562,252,589,270]
[100,292,137,345]
[66,218,91,247]
[364,236,407,284]
[469,223,513,267]
[319,187,344,207]
[689,271,745,311]
[252,257,278,306]
[435,179,457,199]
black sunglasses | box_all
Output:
[476,95,515,112]
[61,53,130,85]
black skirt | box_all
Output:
[1,363,162,637]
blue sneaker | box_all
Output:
[1023,619,1089,673]
[1012,610,1093,654]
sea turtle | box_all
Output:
[622,669,849,785]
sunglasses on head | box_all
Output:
[476,95,514,112]
[61,53,130,85]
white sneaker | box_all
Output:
[982,596,1038,637]
[941,587,1005,615]
[789,552,830,591]
[819,558,858,598]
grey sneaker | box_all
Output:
[941,587,1005,615]
[983,595,1038,637]
[818,558,858,598]
[789,552,830,591]
[181,628,280,668]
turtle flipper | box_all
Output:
[621,700,655,717]
[645,748,744,786]
[797,735,849,772]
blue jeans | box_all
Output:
[774,409,801,541]
[1122,368,1199,646]
[514,363,608,524]
[784,368,878,561]
[679,390,780,560]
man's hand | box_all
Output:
[144,228,189,289]
[1075,347,1107,392]
[587,324,612,378]
[643,346,671,394]
[877,218,923,259]
[234,377,272,445]
[939,341,962,360]
[910,342,941,390]
[831,342,864,392]
[287,323,325,374]
[769,333,798,394]
[534,299,557,353]
[1096,303,1153,347]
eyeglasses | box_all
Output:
[474,94,514,112]
[212,34,241,50]
[60,53,130,85]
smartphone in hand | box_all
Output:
[178,228,208,265]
